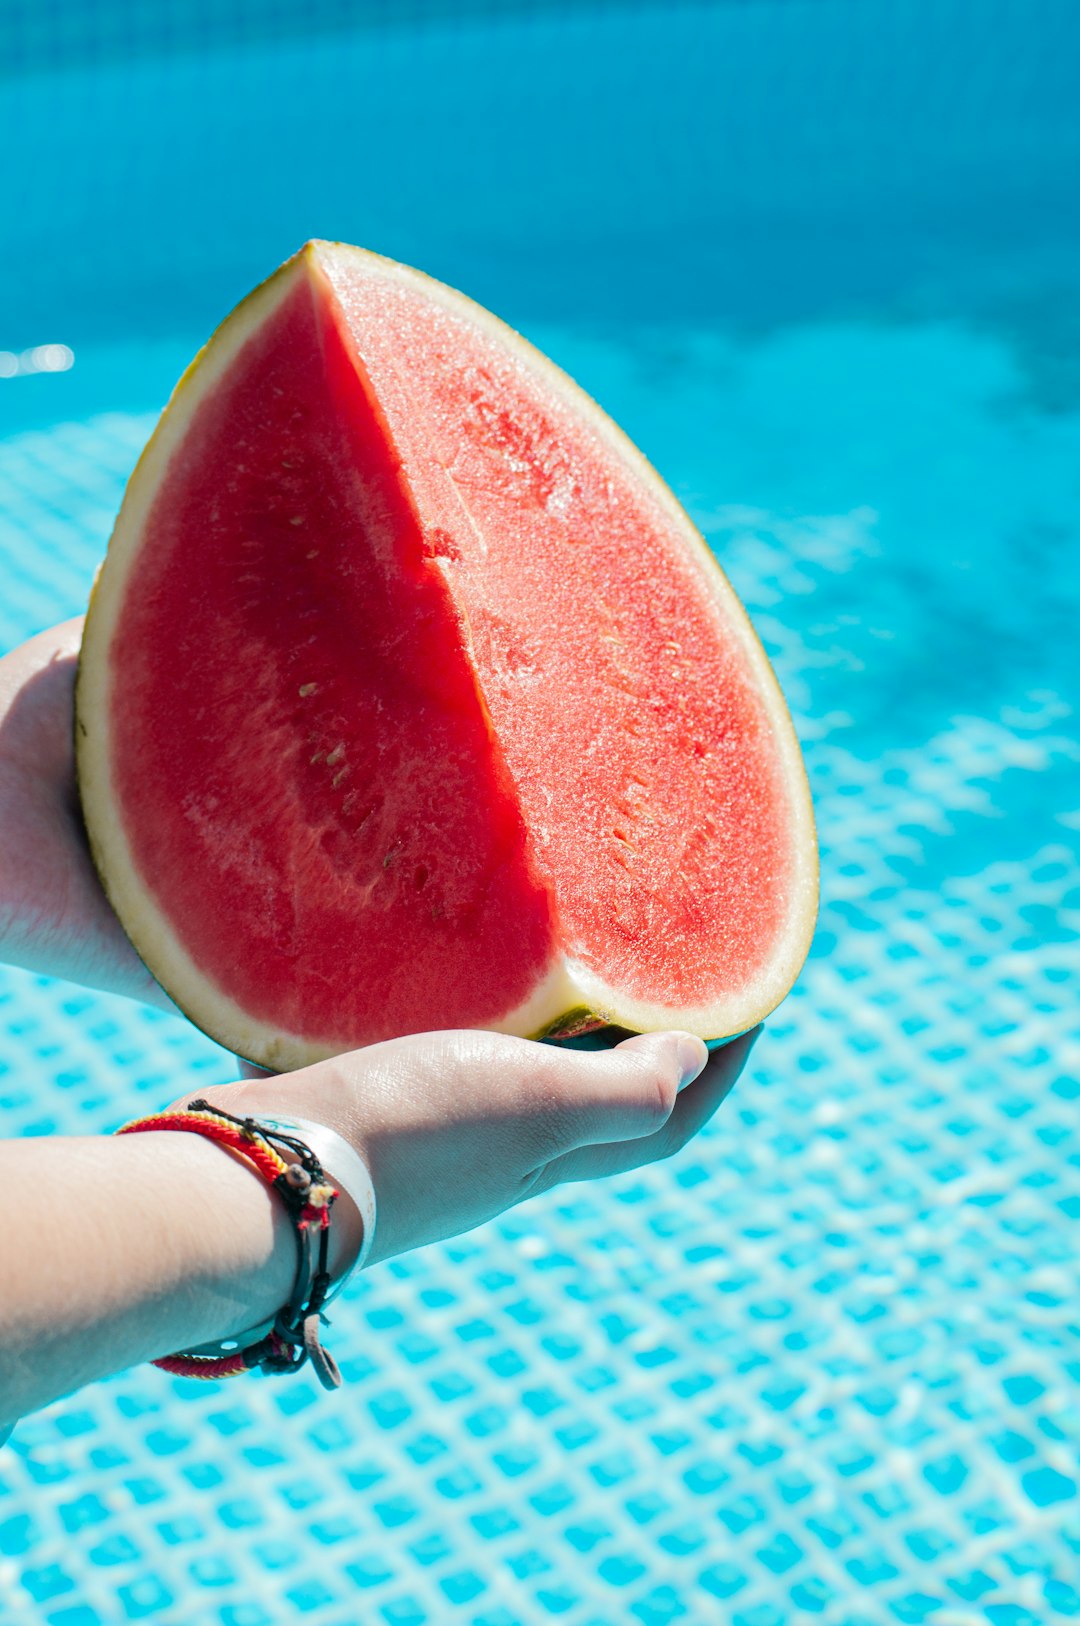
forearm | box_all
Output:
[0,1129,296,1433]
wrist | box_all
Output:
[255,1113,375,1300]
[174,1080,369,1290]
[116,1097,369,1387]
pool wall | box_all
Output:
[3,0,1079,347]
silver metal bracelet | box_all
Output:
[186,1113,377,1358]
[257,1114,377,1301]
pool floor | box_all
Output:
[0,299,1078,1625]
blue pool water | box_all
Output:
[2,3,1079,1623]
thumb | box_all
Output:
[613,1030,709,1093]
[546,1029,709,1152]
[533,1025,760,1190]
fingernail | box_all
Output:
[675,1034,708,1090]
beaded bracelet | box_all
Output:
[114,1099,346,1391]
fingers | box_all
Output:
[318,1025,713,1173]
[519,1029,709,1155]
[534,1025,761,1190]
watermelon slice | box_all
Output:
[75,242,817,1070]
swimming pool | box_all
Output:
[2,2,1079,1622]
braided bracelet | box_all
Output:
[114,1099,366,1392]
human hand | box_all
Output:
[182,1026,760,1270]
[0,1028,757,1434]
[0,618,178,1009]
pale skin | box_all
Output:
[0,620,759,1436]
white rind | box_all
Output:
[76,241,818,1069]
[75,258,325,1071]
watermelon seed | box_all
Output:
[305,549,320,559]
[298,683,318,697]
[310,751,324,765]
[289,516,305,527]
[332,768,350,788]
[326,745,345,767]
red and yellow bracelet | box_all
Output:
[114,1098,344,1391]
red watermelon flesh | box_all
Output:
[76,243,817,1068]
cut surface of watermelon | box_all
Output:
[76,243,817,1067]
